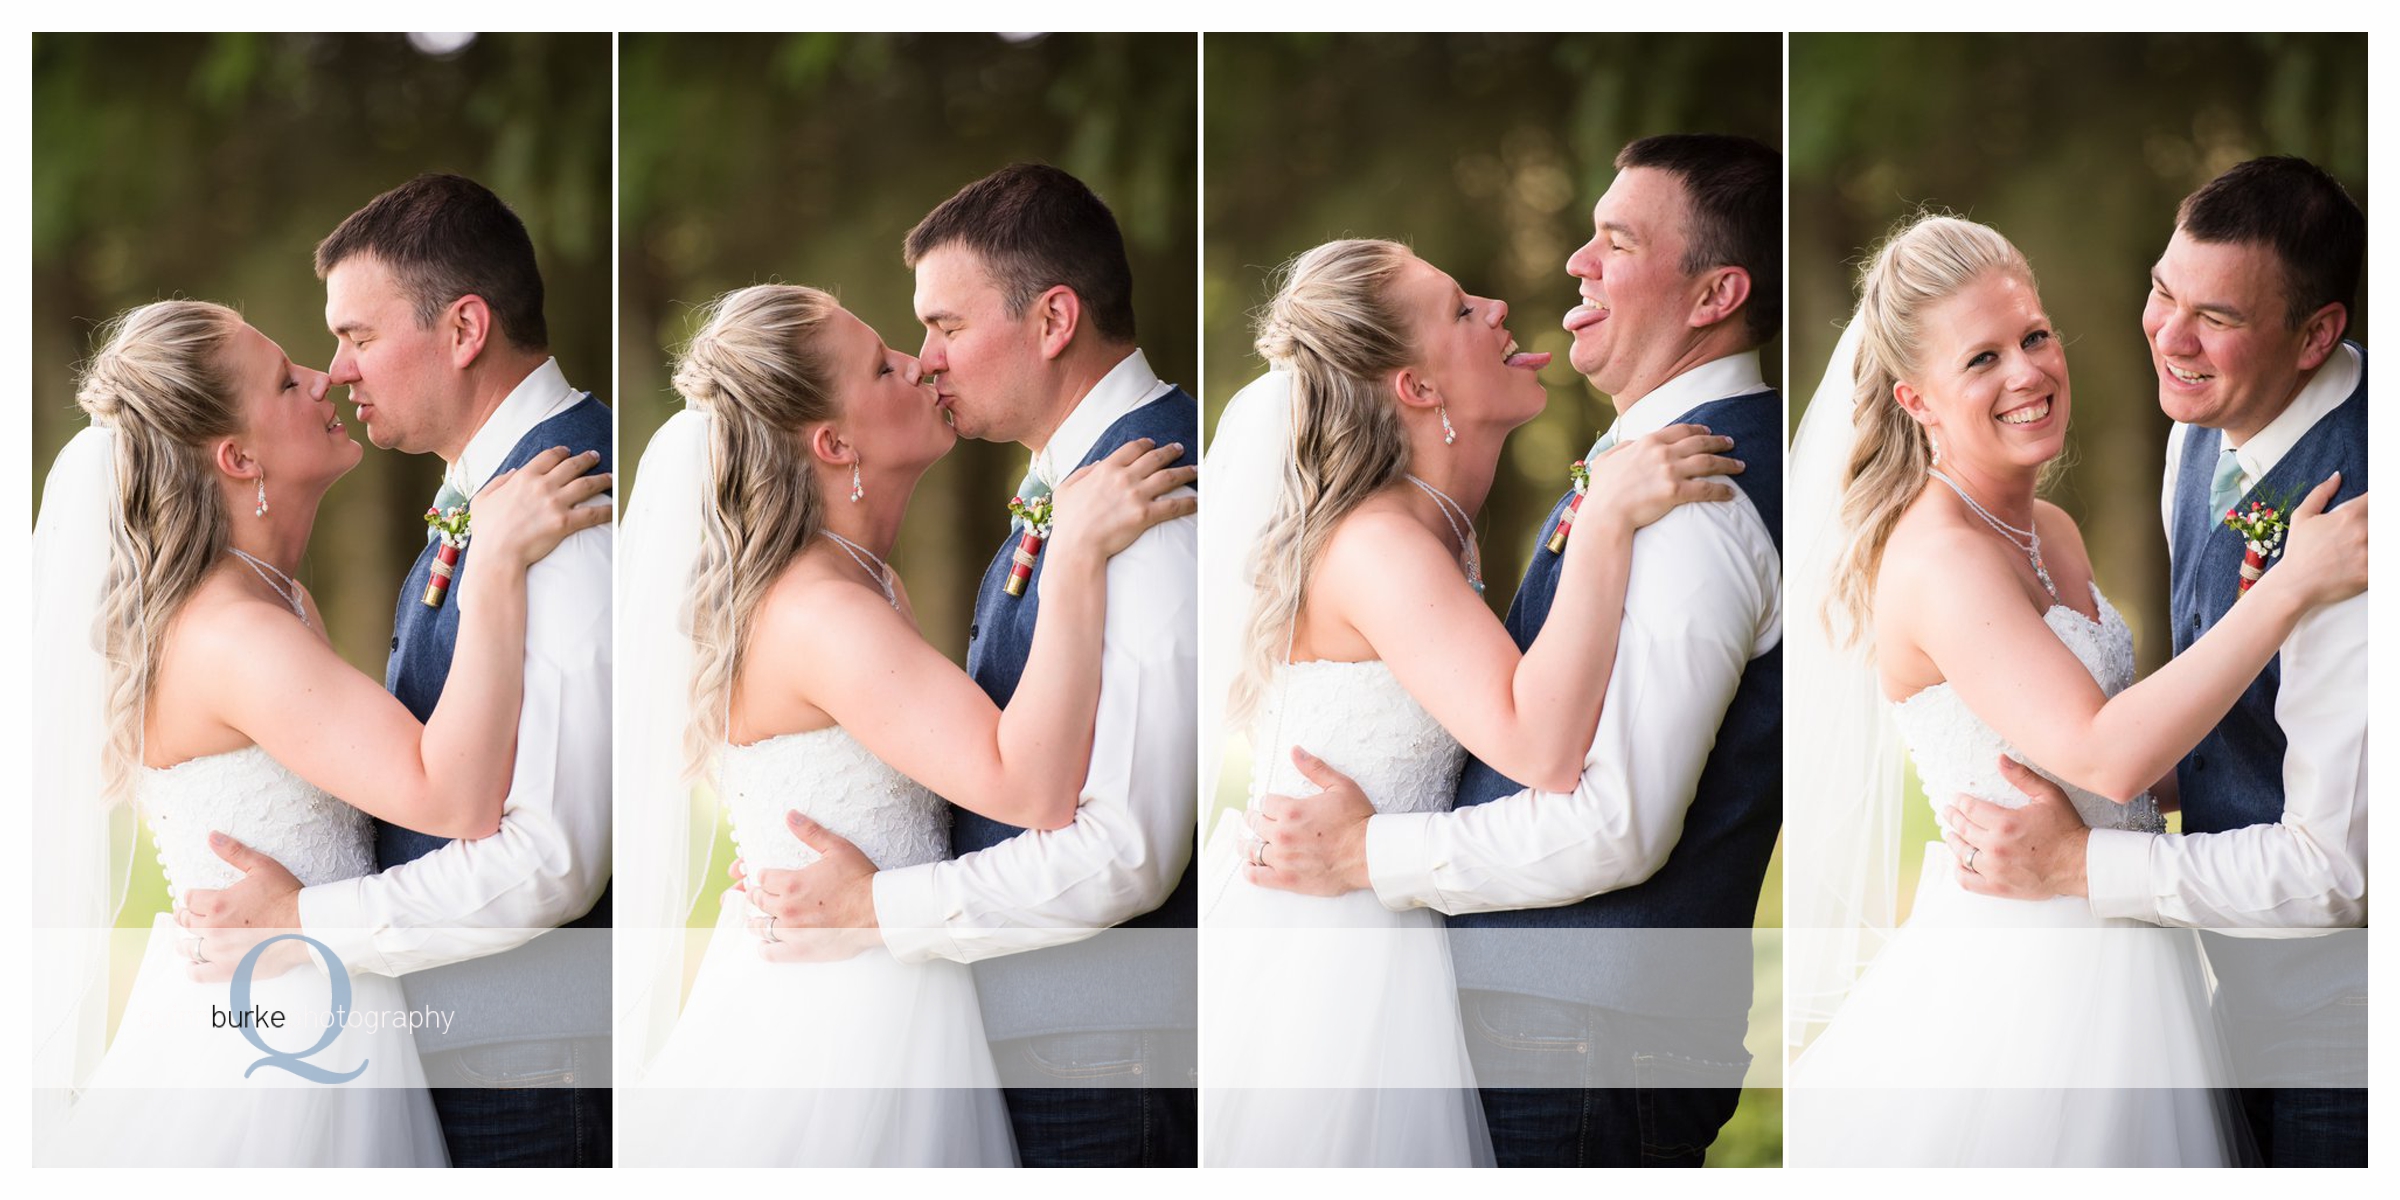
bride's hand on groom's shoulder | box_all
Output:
[471,446,614,569]
[2275,473,2368,609]
[1050,438,1197,562]
[1246,747,1373,898]
[1582,424,1742,539]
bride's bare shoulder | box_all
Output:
[751,546,907,656]
[1877,491,2024,610]
[1314,490,1454,590]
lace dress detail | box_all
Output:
[1889,584,2165,834]
[1246,660,1466,817]
[623,723,1011,1166]
[1788,582,2245,1166]
[1206,659,1490,1165]
[720,727,949,872]
[50,746,444,1166]
[137,744,376,894]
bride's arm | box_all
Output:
[1901,477,2364,803]
[1334,428,1737,792]
[210,448,610,837]
[783,440,1196,832]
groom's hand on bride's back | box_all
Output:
[1943,758,2089,902]
[1247,747,1374,897]
[732,814,881,963]
[177,833,307,981]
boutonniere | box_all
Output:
[1003,493,1054,597]
[422,503,472,608]
[1545,459,1594,555]
[2222,494,2293,596]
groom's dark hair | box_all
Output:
[1615,134,1780,347]
[315,173,549,351]
[903,163,1138,344]
[2177,156,2364,332]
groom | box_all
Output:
[185,174,613,1167]
[1252,134,1783,1167]
[1946,156,2367,1167]
[743,163,1199,1166]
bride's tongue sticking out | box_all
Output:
[1502,337,1551,371]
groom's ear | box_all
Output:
[1688,266,1752,333]
[444,294,495,371]
[1033,285,1082,361]
[2295,301,2347,372]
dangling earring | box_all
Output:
[255,476,270,518]
[849,461,864,503]
[1440,406,1456,446]
[1927,429,1942,468]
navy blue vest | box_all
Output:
[2169,346,2366,1020]
[954,387,1199,1041]
[381,393,612,1049]
[1449,389,1783,1018]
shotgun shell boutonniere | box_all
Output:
[422,504,472,608]
[1004,493,1055,598]
[1546,459,1594,555]
[2222,496,2292,596]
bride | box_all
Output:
[1200,239,1740,1166]
[1783,215,2368,1165]
[614,284,1193,1166]
[31,300,610,1166]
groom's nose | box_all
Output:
[325,346,361,386]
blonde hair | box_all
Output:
[1232,239,1417,724]
[1830,214,2037,644]
[673,285,842,780]
[73,300,247,799]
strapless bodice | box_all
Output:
[1247,659,1464,815]
[1890,585,2165,834]
[720,726,949,872]
[136,744,375,895]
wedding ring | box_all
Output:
[184,934,209,966]
[1247,837,1266,868]
[1964,846,1982,874]
[762,914,782,944]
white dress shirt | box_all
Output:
[298,358,615,973]
[873,349,1198,962]
[2086,343,2366,929]
[1366,351,1782,913]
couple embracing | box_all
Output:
[1785,157,2369,1166]
[1202,133,1784,1167]
[616,163,1200,1167]
[34,174,614,1166]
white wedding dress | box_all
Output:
[46,746,448,1167]
[617,726,1017,1167]
[1203,659,1493,1167]
[1787,586,2250,1166]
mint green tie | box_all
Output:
[1010,465,1053,534]
[426,475,469,545]
[1583,427,1620,466]
[2207,446,2246,523]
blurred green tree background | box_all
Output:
[1205,32,1782,1167]
[1789,32,2367,929]
[32,32,613,676]
[620,31,1197,664]
[30,33,611,946]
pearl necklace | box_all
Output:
[822,531,899,611]
[228,548,309,626]
[1927,469,2059,603]
[1405,474,1485,595]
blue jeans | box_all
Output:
[2231,991,2368,1167]
[990,1030,1195,1166]
[1462,991,1747,1167]
[420,1036,611,1167]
